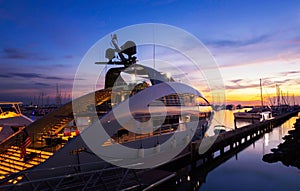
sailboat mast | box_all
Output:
[260,79,264,107]
[276,84,280,107]
[293,94,296,106]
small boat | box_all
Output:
[214,125,227,134]
[234,79,273,122]
[0,102,33,142]
[233,107,272,121]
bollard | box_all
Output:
[190,142,196,169]
[220,147,224,155]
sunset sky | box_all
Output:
[1,0,300,106]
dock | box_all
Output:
[190,110,299,167]
[144,110,300,190]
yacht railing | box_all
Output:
[0,160,142,190]
[0,126,25,154]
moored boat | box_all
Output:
[234,79,273,122]
[0,102,33,142]
[234,107,272,121]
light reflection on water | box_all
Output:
[198,110,300,191]
[207,108,253,136]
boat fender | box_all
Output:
[138,147,145,158]
[155,144,161,153]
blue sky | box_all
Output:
[1,0,300,105]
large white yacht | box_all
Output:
[0,35,213,190]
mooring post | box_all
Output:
[220,147,224,155]
[234,118,237,130]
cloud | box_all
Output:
[45,76,66,80]
[2,48,32,59]
[225,83,258,90]
[230,79,243,84]
[280,70,300,76]
[260,78,275,87]
[34,82,50,86]
[225,77,295,90]
[1,72,73,81]
[9,72,41,78]
[261,76,294,84]
[225,78,259,90]
[1,48,52,61]
[273,79,292,85]
[0,74,10,78]
[207,34,271,48]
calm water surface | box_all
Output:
[198,110,300,191]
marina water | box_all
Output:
[172,109,300,191]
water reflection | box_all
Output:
[161,110,300,191]
[207,108,254,136]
